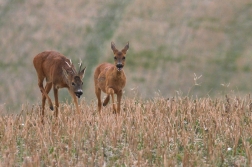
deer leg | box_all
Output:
[103,95,110,106]
[41,83,52,116]
[116,90,123,114]
[69,90,80,114]
[53,86,59,117]
[38,79,53,111]
[95,87,102,113]
[107,88,116,114]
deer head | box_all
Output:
[62,59,86,98]
[111,42,129,71]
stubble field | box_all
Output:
[0,95,251,166]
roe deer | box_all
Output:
[33,51,86,117]
[94,42,129,114]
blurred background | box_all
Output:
[0,0,252,112]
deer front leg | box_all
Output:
[107,87,116,114]
[117,90,122,114]
[95,87,102,113]
[53,86,59,117]
[69,90,81,114]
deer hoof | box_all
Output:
[50,106,54,111]
[41,118,44,124]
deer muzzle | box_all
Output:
[116,63,124,71]
[75,90,83,98]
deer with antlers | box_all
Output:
[94,42,129,114]
[33,51,86,117]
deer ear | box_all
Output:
[62,67,69,78]
[111,42,118,54]
[79,67,86,79]
[122,42,129,54]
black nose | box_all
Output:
[116,64,123,68]
[75,90,83,98]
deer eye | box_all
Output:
[114,57,117,60]
[82,82,83,85]
[122,57,126,60]
[72,82,75,86]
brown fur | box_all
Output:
[33,51,86,117]
[94,42,129,114]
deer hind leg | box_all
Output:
[107,88,116,114]
[95,87,102,113]
[103,95,110,106]
[41,82,52,116]
[53,86,59,117]
[38,77,53,107]
[116,90,123,114]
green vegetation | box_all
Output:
[127,46,183,69]
[84,0,131,79]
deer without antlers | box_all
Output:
[33,51,86,117]
[94,42,129,114]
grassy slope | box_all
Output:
[0,0,252,111]
[111,0,252,98]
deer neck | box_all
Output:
[62,67,75,86]
[62,74,70,87]
[112,67,124,77]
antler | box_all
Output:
[65,61,71,68]
[78,58,83,74]
[65,59,78,74]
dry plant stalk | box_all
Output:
[0,95,251,166]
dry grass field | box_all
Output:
[0,95,252,166]
[0,1,252,165]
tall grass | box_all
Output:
[0,95,251,166]
[1,0,252,110]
